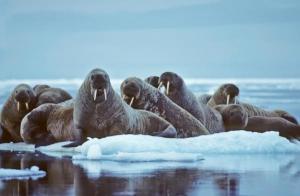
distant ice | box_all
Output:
[0,166,46,180]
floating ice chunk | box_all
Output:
[0,166,46,180]
[0,142,35,152]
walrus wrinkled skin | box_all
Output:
[214,104,300,140]
[159,72,225,133]
[66,68,177,147]
[33,84,72,107]
[20,100,77,146]
[0,84,37,142]
[144,76,160,88]
[208,83,298,124]
[120,77,210,137]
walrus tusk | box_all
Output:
[25,102,29,110]
[104,88,107,101]
[17,102,20,112]
[226,94,230,105]
[93,89,97,101]
[122,94,125,100]
[129,97,134,107]
[157,82,163,90]
[234,97,237,104]
[166,81,170,95]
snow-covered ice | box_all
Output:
[0,166,46,180]
[1,131,300,162]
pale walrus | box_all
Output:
[158,72,225,133]
[33,84,72,106]
[20,100,77,146]
[120,77,210,137]
[65,68,177,147]
[214,104,300,140]
[208,83,298,124]
[0,84,37,142]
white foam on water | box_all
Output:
[0,166,46,180]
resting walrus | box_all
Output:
[33,84,72,106]
[0,84,37,142]
[120,77,210,137]
[158,72,225,133]
[65,68,177,147]
[208,83,298,124]
[144,76,160,88]
[20,100,77,146]
[214,104,300,139]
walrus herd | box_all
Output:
[0,68,299,146]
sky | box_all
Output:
[0,0,300,79]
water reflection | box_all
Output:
[1,151,300,196]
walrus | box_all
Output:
[158,72,225,133]
[144,76,160,88]
[208,83,298,124]
[65,68,177,147]
[20,100,77,146]
[120,77,210,137]
[33,84,72,106]
[0,84,37,142]
[214,104,300,139]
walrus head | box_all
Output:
[86,68,110,103]
[144,76,160,88]
[212,83,240,105]
[33,84,50,95]
[120,77,144,107]
[158,72,184,95]
[13,84,36,112]
[214,104,248,131]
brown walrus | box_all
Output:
[65,68,177,147]
[144,76,160,88]
[214,104,300,140]
[20,100,77,146]
[158,72,225,133]
[120,77,210,137]
[208,83,298,124]
[33,84,72,106]
[0,84,37,142]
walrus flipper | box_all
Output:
[246,116,300,140]
[156,125,177,138]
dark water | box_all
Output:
[1,79,300,195]
[1,151,300,196]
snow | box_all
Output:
[1,131,300,162]
[0,166,46,180]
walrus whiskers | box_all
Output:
[129,97,134,107]
[226,94,230,105]
[17,102,20,112]
[25,102,29,110]
[166,81,170,95]
[104,89,107,101]
[93,89,97,101]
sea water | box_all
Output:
[1,78,300,196]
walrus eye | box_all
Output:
[15,90,18,94]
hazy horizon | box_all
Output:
[1,0,300,79]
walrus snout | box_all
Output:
[222,84,239,104]
[223,105,248,130]
[89,72,109,101]
[144,76,160,88]
[14,86,34,111]
[121,79,141,107]
[159,72,183,95]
